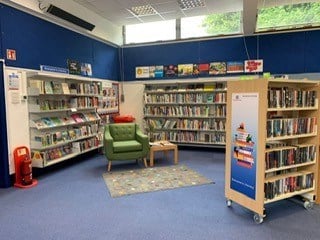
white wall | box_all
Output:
[120,82,145,130]
[4,67,30,174]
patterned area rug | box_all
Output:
[102,165,214,198]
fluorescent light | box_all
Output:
[130,5,157,16]
[178,0,206,10]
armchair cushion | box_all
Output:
[113,140,142,153]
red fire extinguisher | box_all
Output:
[21,156,33,186]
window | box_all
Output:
[125,20,176,44]
[256,2,320,32]
[181,12,242,39]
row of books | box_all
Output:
[32,123,99,147]
[72,137,100,153]
[264,173,314,200]
[144,92,226,104]
[69,96,99,108]
[144,83,226,92]
[266,117,317,138]
[99,97,118,109]
[265,145,316,170]
[31,143,73,162]
[144,105,226,117]
[37,97,98,111]
[33,112,100,129]
[29,79,101,95]
[150,131,226,144]
[31,136,101,162]
[148,118,225,131]
[268,88,317,108]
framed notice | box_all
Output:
[230,92,259,199]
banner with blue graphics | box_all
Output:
[230,93,259,199]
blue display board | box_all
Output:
[123,30,320,81]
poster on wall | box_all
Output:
[154,65,164,78]
[209,62,227,75]
[135,66,150,78]
[67,59,81,75]
[244,60,263,73]
[227,61,244,73]
[81,63,92,76]
[230,92,259,199]
[178,64,193,77]
[164,65,178,78]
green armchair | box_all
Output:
[103,123,150,171]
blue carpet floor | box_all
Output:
[0,149,319,240]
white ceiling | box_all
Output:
[72,0,244,26]
[71,0,315,27]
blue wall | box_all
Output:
[0,4,120,80]
[123,31,320,80]
[0,3,120,187]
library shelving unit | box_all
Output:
[26,71,114,168]
[225,78,319,223]
[143,81,227,148]
[97,81,119,124]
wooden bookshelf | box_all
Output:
[225,78,319,223]
[143,81,227,148]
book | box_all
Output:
[67,59,81,75]
[164,65,178,78]
[29,79,44,94]
[50,117,63,126]
[178,64,193,77]
[71,113,84,123]
[52,81,63,94]
[44,81,53,94]
[61,82,70,94]
[41,117,55,127]
[209,62,227,75]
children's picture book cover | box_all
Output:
[209,62,227,75]
[164,65,178,78]
[230,92,259,200]
[81,63,92,76]
[135,66,150,78]
[149,66,155,78]
[67,59,81,75]
[154,65,164,78]
[178,64,193,77]
[198,63,210,76]
[244,60,263,73]
[227,61,244,73]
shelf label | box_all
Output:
[40,65,69,74]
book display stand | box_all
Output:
[225,78,319,223]
[27,72,113,168]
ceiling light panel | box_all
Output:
[178,0,206,10]
[130,4,157,16]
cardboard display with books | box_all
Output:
[143,81,227,147]
[225,78,320,224]
[27,72,108,168]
